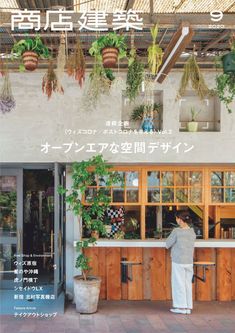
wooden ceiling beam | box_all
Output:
[156,22,194,83]
[202,31,229,53]
[125,0,135,10]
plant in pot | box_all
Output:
[90,219,107,239]
[187,107,201,132]
[58,155,122,313]
[11,35,50,71]
[89,32,127,68]
[131,102,162,132]
[215,36,235,113]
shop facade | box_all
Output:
[1,69,235,313]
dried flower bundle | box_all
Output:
[67,38,85,87]
[0,70,15,114]
[177,54,212,100]
[42,61,64,99]
[56,33,66,91]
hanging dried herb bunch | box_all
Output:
[0,69,15,114]
[67,38,85,87]
[177,54,213,99]
[56,32,66,91]
[42,61,64,99]
[126,48,144,102]
[82,62,111,108]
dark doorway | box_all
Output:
[23,169,54,285]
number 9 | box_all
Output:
[210,11,223,22]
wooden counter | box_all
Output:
[82,245,235,302]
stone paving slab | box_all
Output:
[0,301,234,333]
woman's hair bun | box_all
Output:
[175,210,192,224]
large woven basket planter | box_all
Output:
[22,51,39,71]
[222,52,235,74]
[101,47,119,68]
[74,276,101,314]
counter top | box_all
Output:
[74,239,235,248]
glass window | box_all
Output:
[225,172,235,186]
[175,171,188,186]
[113,189,124,202]
[126,172,139,187]
[211,172,223,186]
[147,171,160,186]
[148,189,160,203]
[0,176,17,237]
[211,188,223,203]
[176,188,188,203]
[189,172,202,186]
[162,172,174,186]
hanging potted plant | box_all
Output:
[11,35,50,71]
[148,24,163,75]
[177,54,213,100]
[215,36,235,113]
[187,107,201,132]
[58,155,122,313]
[89,32,127,68]
[130,102,162,132]
[0,68,15,114]
[221,35,235,74]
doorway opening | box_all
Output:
[23,169,54,285]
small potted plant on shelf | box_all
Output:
[187,107,201,132]
[11,35,50,71]
[89,32,127,68]
[58,155,121,314]
[131,102,162,132]
[215,35,235,113]
[90,219,107,239]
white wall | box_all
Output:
[1,70,235,164]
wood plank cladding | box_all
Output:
[84,247,235,301]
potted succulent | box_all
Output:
[89,32,127,68]
[11,35,50,71]
[187,107,201,132]
[131,102,161,132]
[215,36,235,113]
[58,155,121,313]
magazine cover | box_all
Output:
[0,1,235,332]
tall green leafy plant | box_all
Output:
[216,73,235,113]
[148,24,163,75]
[58,155,122,280]
[126,50,144,102]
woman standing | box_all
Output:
[166,210,196,314]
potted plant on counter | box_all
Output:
[89,32,127,68]
[11,35,50,71]
[187,107,201,132]
[58,155,122,313]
